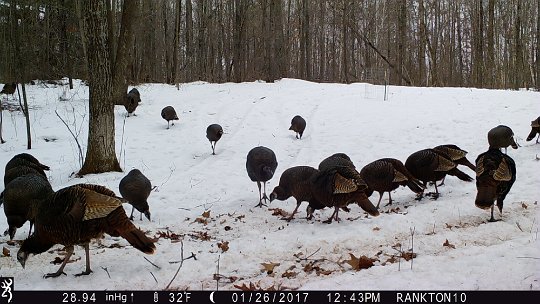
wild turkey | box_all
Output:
[433,144,476,186]
[124,89,140,117]
[269,166,321,221]
[246,146,278,207]
[311,153,379,223]
[405,149,473,199]
[488,125,518,153]
[526,117,540,143]
[17,184,156,278]
[289,115,306,139]
[161,106,179,129]
[128,88,141,103]
[475,148,516,222]
[0,82,16,95]
[119,169,152,221]
[206,124,223,155]
[2,173,53,240]
[360,158,424,208]
[4,165,47,188]
[5,153,50,174]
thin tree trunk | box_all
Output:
[537,0,540,89]
[486,0,495,88]
[173,0,182,84]
[112,0,138,106]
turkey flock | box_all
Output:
[0,83,537,279]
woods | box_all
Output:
[0,0,538,89]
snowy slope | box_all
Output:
[0,79,538,291]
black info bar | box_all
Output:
[2,290,537,304]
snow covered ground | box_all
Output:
[0,79,538,291]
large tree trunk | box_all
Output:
[79,0,121,175]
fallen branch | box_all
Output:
[165,241,197,290]
[214,254,221,291]
[295,248,321,261]
[410,227,415,270]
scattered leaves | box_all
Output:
[224,226,232,231]
[443,239,456,249]
[218,241,229,252]
[3,247,10,257]
[202,210,211,218]
[372,227,381,231]
[269,208,288,217]
[521,202,528,209]
[194,217,208,225]
[156,230,182,241]
[6,240,17,246]
[344,253,377,271]
[51,256,81,265]
[261,262,280,274]
[302,261,332,275]
[401,251,417,261]
[189,231,211,241]
[234,282,259,291]
[281,271,298,278]
[214,274,239,283]
[445,223,453,229]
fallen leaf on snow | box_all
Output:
[3,247,10,257]
[218,241,229,252]
[269,208,288,217]
[261,262,280,274]
[281,271,298,278]
[345,253,377,271]
[234,282,258,291]
[443,239,456,249]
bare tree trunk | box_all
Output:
[514,0,523,89]
[472,0,485,87]
[419,0,437,86]
[486,0,495,88]
[111,0,138,106]
[397,0,406,86]
[20,83,31,149]
[79,0,121,175]
[456,2,464,87]
[537,0,540,90]
[186,0,194,81]
[341,0,349,83]
[173,0,182,84]
[233,0,247,82]
[318,0,326,81]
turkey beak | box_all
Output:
[144,210,151,221]
[269,192,276,202]
[17,251,28,269]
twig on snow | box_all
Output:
[101,266,111,279]
[150,271,158,284]
[165,241,197,290]
[144,256,161,269]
